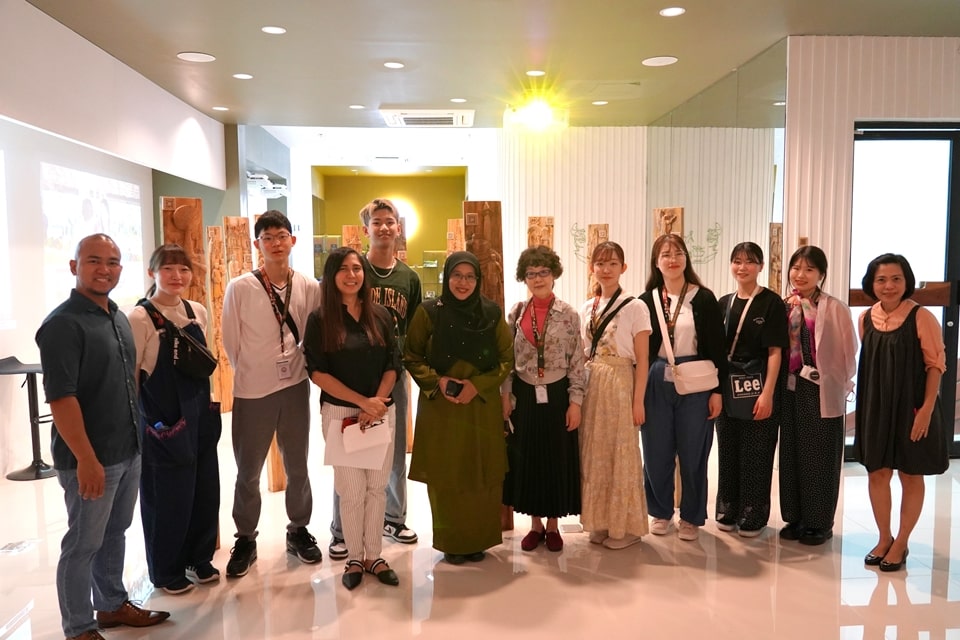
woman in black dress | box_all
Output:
[855,254,948,572]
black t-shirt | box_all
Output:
[718,288,789,362]
[302,303,401,408]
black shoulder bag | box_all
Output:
[139,299,218,380]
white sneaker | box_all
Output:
[602,534,643,550]
[678,519,699,541]
[588,529,609,544]
[650,518,672,536]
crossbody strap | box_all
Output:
[651,291,677,366]
[725,286,762,360]
[589,297,634,359]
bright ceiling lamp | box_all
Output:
[503,99,568,131]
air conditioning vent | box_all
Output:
[380,109,475,128]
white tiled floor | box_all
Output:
[2,406,959,640]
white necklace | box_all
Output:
[368,257,397,279]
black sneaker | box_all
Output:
[226,536,257,577]
[286,527,322,564]
[161,576,196,595]
[328,537,349,560]
[186,562,221,584]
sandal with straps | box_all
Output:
[342,560,364,590]
[365,558,400,586]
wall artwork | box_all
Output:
[446,218,465,255]
[586,223,609,293]
[463,201,505,311]
[768,222,783,294]
[342,225,363,253]
[396,216,408,262]
[161,197,207,305]
[527,216,554,249]
[653,206,684,238]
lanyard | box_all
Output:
[255,268,293,354]
[589,287,622,337]
[661,281,689,346]
[528,295,555,378]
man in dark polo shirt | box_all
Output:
[36,234,169,640]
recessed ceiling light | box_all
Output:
[233,73,254,80]
[592,100,609,106]
[212,106,229,111]
[177,51,215,63]
[642,56,678,67]
[526,70,546,77]
[773,101,786,106]
[450,98,467,103]
[659,7,686,17]
[261,26,287,35]
[349,104,365,110]
[384,61,405,69]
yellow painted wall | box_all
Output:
[320,175,466,266]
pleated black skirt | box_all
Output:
[503,377,581,518]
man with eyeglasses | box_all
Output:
[326,198,422,561]
[221,210,322,577]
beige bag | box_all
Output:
[653,289,718,395]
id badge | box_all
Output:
[786,373,797,392]
[664,366,675,383]
[276,359,292,380]
[535,384,549,404]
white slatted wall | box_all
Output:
[647,126,777,296]
[499,127,647,306]
[784,36,960,295]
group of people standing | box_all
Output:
[35,202,950,639]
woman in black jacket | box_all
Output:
[639,234,726,542]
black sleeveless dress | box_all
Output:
[854,305,948,474]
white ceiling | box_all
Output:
[24,0,960,130]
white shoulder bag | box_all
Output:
[652,288,718,395]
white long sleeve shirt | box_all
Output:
[221,270,321,399]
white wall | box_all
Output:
[648,126,777,296]
[0,0,226,190]
[784,35,960,295]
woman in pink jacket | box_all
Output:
[778,246,858,546]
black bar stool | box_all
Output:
[0,356,56,480]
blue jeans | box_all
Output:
[641,358,715,526]
[56,455,141,637]
[331,374,409,538]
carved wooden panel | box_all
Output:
[206,225,233,412]
[223,216,254,279]
[463,201,505,311]
[161,197,207,305]
[446,218,465,255]
[342,225,363,253]
[527,216,554,249]
[586,224,609,294]
[768,222,783,294]
[653,206,684,238]
[397,216,408,262]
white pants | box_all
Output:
[322,403,395,562]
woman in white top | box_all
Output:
[639,234,726,542]
[127,244,221,594]
[577,241,651,550]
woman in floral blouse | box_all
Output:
[502,246,587,552]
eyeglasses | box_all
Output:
[448,273,477,283]
[659,251,686,261]
[524,268,552,281]
[258,233,292,244]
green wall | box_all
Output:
[320,175,466,266]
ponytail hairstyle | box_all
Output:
[146,243,193,297]
[590,241,626,296]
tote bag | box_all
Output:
[722,288,764,420]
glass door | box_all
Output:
[845,125,960,458]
